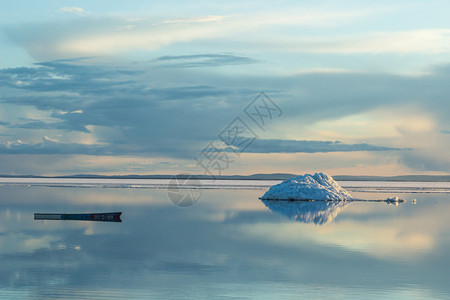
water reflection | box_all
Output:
[1,186,449,299]
[261,200,351,225]
[261,196,408,225]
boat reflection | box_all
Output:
[34,212,122,222]
[261,200,350,225]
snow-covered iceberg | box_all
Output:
[261,172,354,201]
[262,200,350,225]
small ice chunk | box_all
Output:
[261,172,354,201]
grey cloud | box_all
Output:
[0,138,182,156]
[1,61,264,157]
[1,61,246,148]
[154,54,260,68]
[398,151,450,173]
[1,58,450,171]
[234,139,403,153]
[0,139,105,155]
[10,119,89,133]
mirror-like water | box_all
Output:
[1,181,449,299]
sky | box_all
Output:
[1,0,450,176]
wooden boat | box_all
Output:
[34,212,122,222]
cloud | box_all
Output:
[232,139,403,153]
[163,15,227,24]
[399,149,450,172]
[2,8,387,60]
[0,135,197,157]
[0,137,105,155]
[3,16,230,60]
[0,138,401,156]
[1,58,450,173]
[59,7,88,15]
[251,29,450,54]
[6,119,89,132]
[154,54,260,68]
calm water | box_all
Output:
[1,180,450,299]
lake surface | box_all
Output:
[1,179,450,299]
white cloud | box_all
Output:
[38,16,229,58]
[306,106,436,141]
[293,68,355,75]
[163,15,227,24]
[325,29,450,54]
[245,9,376,27]
[252,29,450,54]
[15,18,450,61]
[59,7,87,15]
[6,8,384,60]
[15,80,29,86]
[43,136,59,143]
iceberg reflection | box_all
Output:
[261,200,351,225]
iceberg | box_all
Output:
[260,172,406,224]
[261,172,354,201]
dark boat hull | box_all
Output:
[34,212,122,222]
